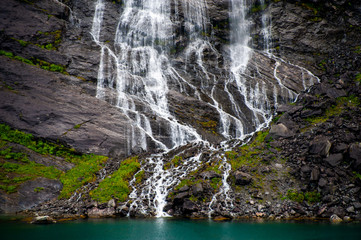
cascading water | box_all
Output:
[90,0,319,217]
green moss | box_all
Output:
[89,157,140,202]
[210,177,221,190]
[0,50,67,74]
[164,156,183,170]
[34,187,44,193]
[305,95,360,125]
[355,73,361,83]
[174,179,193,191]
[0,124,108,198]
[199,120,217,129]
[0,160,62,194]
[227,130,270,170]
[251,3,267,13]
[135,170,145,184]
[354,46,361,54]
[283,189,321,204]
[59,155,108,199]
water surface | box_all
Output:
[1,218,361,240]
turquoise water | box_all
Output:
[1,218,361,240]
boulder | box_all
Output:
[349,143,361,170]
[234,171,253,186]
[330,214,343,223]
[269,123,295,139]
[192,183,204,196]
[31,216,56,224]
[324,153,343,167]
[310,168,320,181]
[87,207,116,218]
[309,137,332,157]
[183,200,198,213]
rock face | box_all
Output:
[0,178,62,213]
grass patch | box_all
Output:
[89,157,140,202]
[0,124,108,198]
[283,189,321,204]
[0,160,62,194]
[305,95,360,125]
[227,130,270,170]
[0,50,67,74]
[135,170,145,184]
[164,155,183,170]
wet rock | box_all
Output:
[309,137,332,157]
[330,214,343,223]
[234,171,253,186]
[31,216,56,224]
[324,153,343,167]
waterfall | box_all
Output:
[90,0,319,217]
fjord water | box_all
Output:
[1,218,361,240]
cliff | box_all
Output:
[0,0,360,222]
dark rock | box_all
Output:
[178,186,190,192]
[174,192,189,201]
[353,202,361,209]
[349,143,361,170]
[318,178,328,188]
[234,171,253,186]
[310,168,320,181]
[309,137,332,157]
[0,178,62,213]
[324,154,343,167]
[334,143,348,153]
[192,183,204,196]
[301,165,311,173]
[326,88,346,99]
[183,200,198,213]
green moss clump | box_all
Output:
[89,157,140,202]
[0,50,67,74]
[305,95,360,125]
[0,160,62,194]
[210,177,221,190]
[227,130,270,170]
[0,124,108,198]
[199,120,217,129]
[135,170,145,184]
[59,155,108,199]
[355,73,361,83]
[283,189,321,204]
